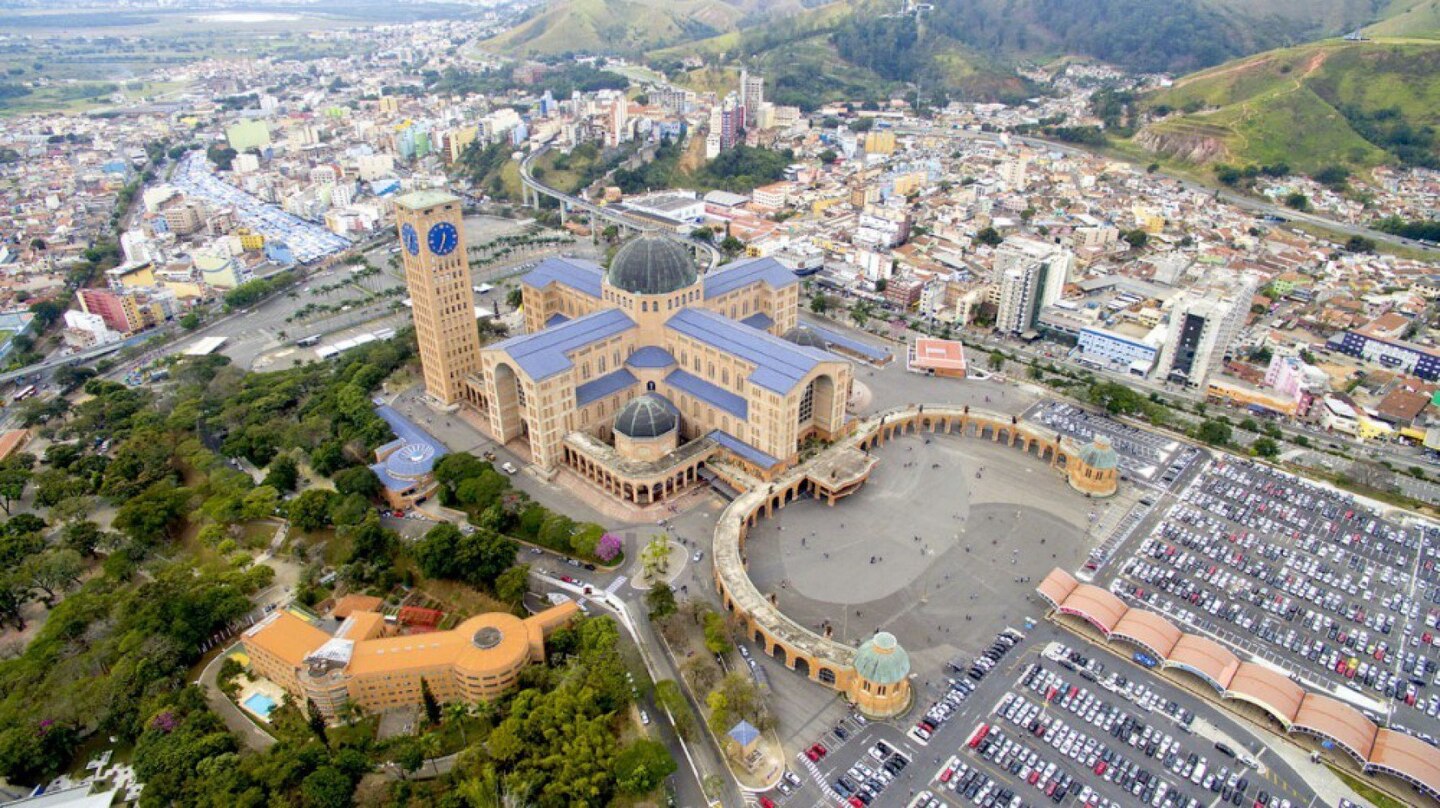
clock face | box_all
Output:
[400,223,420,256]
[427,222,459,256]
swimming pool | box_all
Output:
[242,692,278,720]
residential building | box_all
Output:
[1154,280,1254,387]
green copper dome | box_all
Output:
[614,394,679,439]
[607,235,697,295]
[1078,436,1119,471]
[853,631,910,686]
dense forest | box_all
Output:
[0,333,671,806]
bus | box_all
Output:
[11,384,36,402]
[296,335,321,347]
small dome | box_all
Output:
[1078,436,1119,471]
[607,235,697,295]
[782,326,829,350]
[853,631,910,686]
[614,394,679,439]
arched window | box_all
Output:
[646,381,656,392]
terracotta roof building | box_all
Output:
[243,602,577,721]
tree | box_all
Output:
[1196,419,1232,446]
[444,701,474,745]
[1284,192,1309,211]
[1252,437,1280,458]
[179,311,201,330]
[61,520,104,557]
[495,564,530,608]
[646,582,677,619]
[1313,165,1350,189]
[1122,229,1149,249]
[612,739,677,794]
[506,286,523,310]
[975,226,1003,247]
[392,738,424,781]
[113,482,190,545]
[300,765,353,808]
[719,235,745,256]
[287,489,336,532]
[413,522,462,579]
[702,610,732,654]
[306,698,329,745]
[241,485,280,521]
[22,549,83,606]
[263,454,299,492]
[595,532,623,562]
[1344,235,1376,253]
[988,350,1006,372]
[810,293,831,314]
[0,463,29,516]
[420,679,441,726]
[332,466,380,499]
[849,300,873,328]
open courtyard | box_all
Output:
[744,428,1102,675]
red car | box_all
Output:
[805,743,827,761]
[848,799,864,808]
[560,575,576,584]
[759,798,775,808]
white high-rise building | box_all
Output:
[992,236,1074,334]
[998,158,1029,190]
[740,69,764,128]
[607,98,628,147]
[1154,275,1257,387]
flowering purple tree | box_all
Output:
[596,532,623,562]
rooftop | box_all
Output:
[490,308,636,381]
[394,189,461,211]
[666,307,832,395]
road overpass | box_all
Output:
[518,147,721,270]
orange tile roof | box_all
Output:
[244,612,331,667]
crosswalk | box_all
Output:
[795,753,844,804]
[606,575,628,594]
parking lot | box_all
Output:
[756,621,1323,808]
[1102,455,1440,743]
[928,640,1298,808]
[1026,402,1202,490]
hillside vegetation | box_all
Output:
[483,0,823,56]
[1133,39,1440,171]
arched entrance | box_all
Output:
[489,362,528,446]
[793,657,810,678]
[799,373,841,435]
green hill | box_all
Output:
[482,0,819,56]
[1132,39,1440,172]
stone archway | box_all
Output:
[793,657,810,678]
[489,361,528,446]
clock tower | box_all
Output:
[395,190,482,406]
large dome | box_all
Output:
[607,235,697,295]
[782,326,829,350]
[1078,436,1119,471]
[614,394,679,439]
[853,631,910,686]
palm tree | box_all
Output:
[421,732,443,776]
[444,701,473,745]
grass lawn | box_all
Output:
[328,715,380,748]
[1328,766,1410,808]
[419,578,512,618]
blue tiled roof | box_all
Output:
[741,312,774,330]
[371,405,448,490]
[666,368,748,419]
[575,368,637,406]
[521,256,604,298]
[545,313,570,328]
[805,322,892,362]
[626,346,676,368]
[727,719,761,747]
[667,307,831,394]
[703,256,798,300]
[489,308,636,381]
[709,429,781,469]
